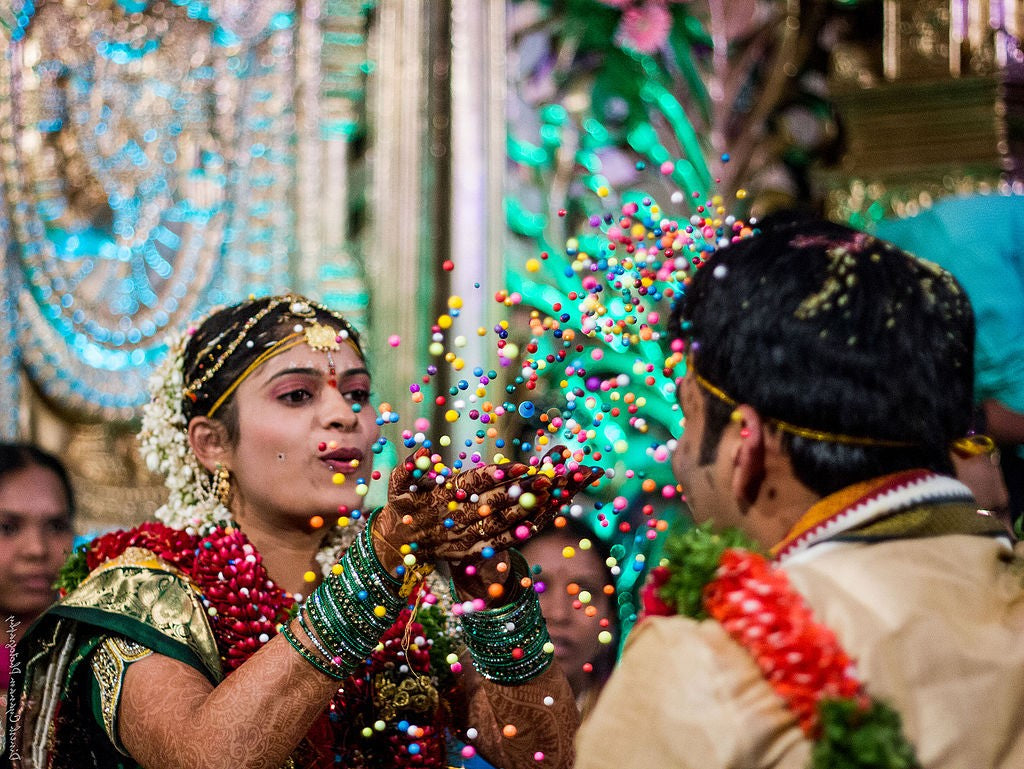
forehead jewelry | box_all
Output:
[326,351,337,388]
[305,322,342,388]
[304,322,342,352]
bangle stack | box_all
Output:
[456,551,554,685]
[283,517,404,679]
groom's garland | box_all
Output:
[641,523,920,769]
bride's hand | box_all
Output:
[373,445,602,565]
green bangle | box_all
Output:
[282,621,348,680]
[457,550,554,685]
[360,506,403,588]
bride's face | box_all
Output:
[220,341,381,525]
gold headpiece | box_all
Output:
[305,322,342,351]
[183,296,360,418]
[691,368,917,449]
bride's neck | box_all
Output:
[232,510,326,597]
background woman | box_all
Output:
[6,295,600,769]
[0,444,76,642]
[0,443,76,714]
[519,517,618,717]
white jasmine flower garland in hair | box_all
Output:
[138,327,363,576]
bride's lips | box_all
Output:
[320,447,365,474]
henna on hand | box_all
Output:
[118,629,341,769]
[462,660,580,769]
[375,445,603,567]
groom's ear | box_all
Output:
[727,405,767,507]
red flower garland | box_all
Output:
[81,523,452,768]
[644,524,920,767]
[702,549,863,735]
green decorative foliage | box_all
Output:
[658,522,758,619]
[417,602,460,693]
[813,699,921,769]
[54,545,91,594]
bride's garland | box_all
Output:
[641,523,920,769]
[57,521,462,769]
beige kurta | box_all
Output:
[576,535,1024,769]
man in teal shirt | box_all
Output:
[876,192,1024,527]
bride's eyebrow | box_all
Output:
[337,367,371,379]
[267,366,323,381]
[263,367,371,388]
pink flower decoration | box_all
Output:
[615,1,673,54]
[639,565,675,618]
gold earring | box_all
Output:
[214,462,232,507]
